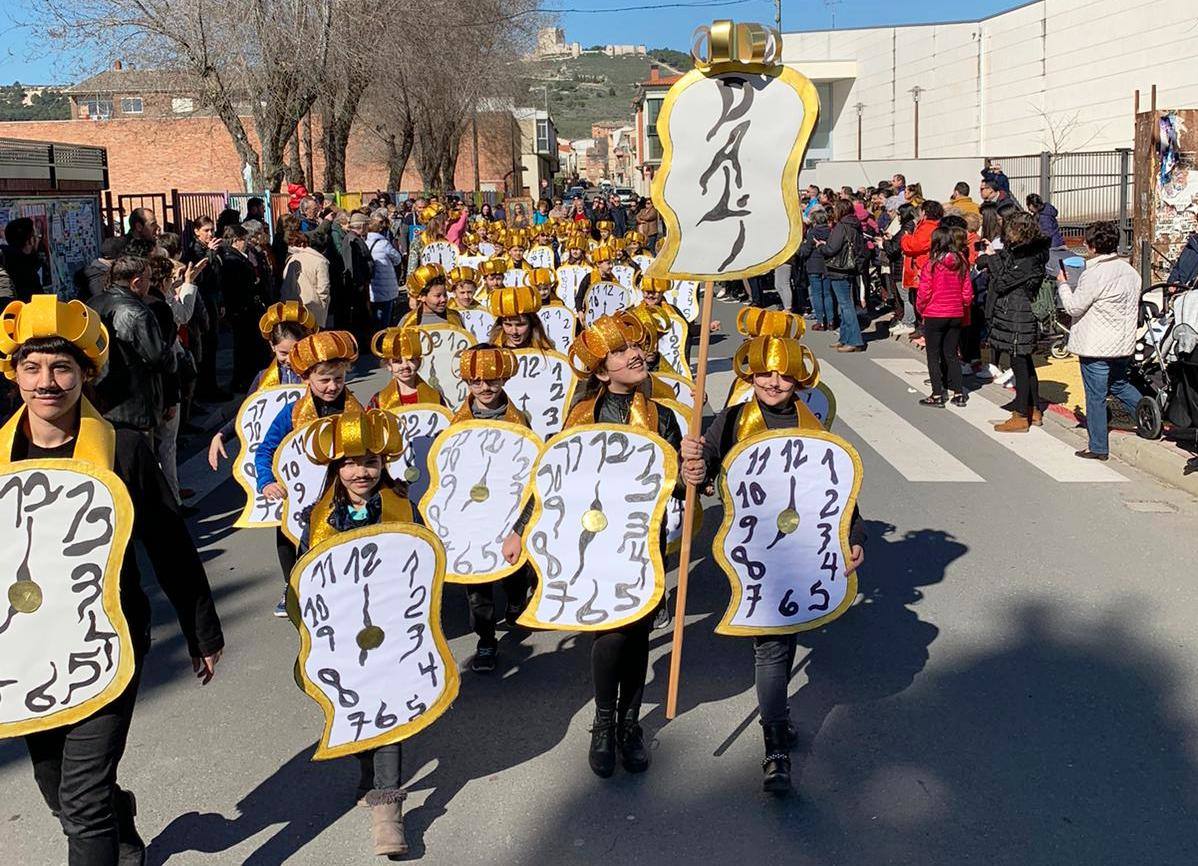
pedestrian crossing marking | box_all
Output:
[872,357,1127,483]
[816,359,985,482]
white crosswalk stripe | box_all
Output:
[872,357,1127,483]
[816,358,985,482]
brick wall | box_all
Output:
[0,112,532,199]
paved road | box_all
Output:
[4,304,1198,865]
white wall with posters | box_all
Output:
[782,0,1198,161]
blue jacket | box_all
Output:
[1036,203,1064,247]
[254,402,296,491]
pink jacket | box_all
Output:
[916,253,974,318]
[446,209,469,245]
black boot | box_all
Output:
[617,707,650,773]
[761,721,792,795]
[115,788,146,865]
[588,705,617,778]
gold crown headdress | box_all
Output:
[0,297,109,380]
[258,300,317,341]
[488,284,541,317]
[529,268,557,292]
[462,231,481,247]
[289,330,359,377]
[407,263,447,296]
[736,306,806,339]
[733,336,818,388]
[590,245,615,264]
[625,304,671,353]
[370,327,431,361]
[568,312,646,376]
[458,345,517,382]
[447,265,479,286]
[564,235,589,253]
[595,220,614,232]
[307,408,405,465]
[478,258,509,277]
[641,277,672,295]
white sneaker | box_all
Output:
[995,368,1015,386]
[891,323,914,336]
[989,364,1006,381]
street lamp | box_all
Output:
[909,85,923,159]
[853,102,864,160]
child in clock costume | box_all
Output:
[367,326,446,409]
[487,284,556,351]
[254,330,363,615]
[451,344,534,673]
[681,309,867,796]
[0,297,223,865]
[399,264,464,330]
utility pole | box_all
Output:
[775,0,781,32]
[909,85,923,158]
[824,0,841,29]
[854,102,864,160]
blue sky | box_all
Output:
[0,0,1020,83]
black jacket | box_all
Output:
[1168,233,1198,287]
[88,284,168,430]
[13,427,224,658]
[978,237,1050,355]
[145,288,180,408]
[219,245,265,319]
[798,225,831,275]
[0,244,42,301]
[822,214,865,275]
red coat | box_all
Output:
[900,218,939,288]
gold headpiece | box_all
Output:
[733,335,819,388]
[478,258,509,277]
[448,265,479,286]
[564,235,589,253]
[529,268,557,292]
[692,20,781,71]
[462,231,481,247]
[625,304,671,352]
[307,408,404,465]
[258,300,317,341]
[407,263,447,296]
[289,330,359,377]
[568,312,646,376]
[506,230,528,249]
[595,220,614,233]
[371,327,430,361]
[0,297,109,380]
[641,277,672,295]
[576,218,593,232]
[737,306,805,339]
[590,245,615,264]
[419,205,441,223]
[458,345,517,382]
[488,284,541,317]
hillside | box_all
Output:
[521,50,690,141]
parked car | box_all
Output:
[614,187,636,206]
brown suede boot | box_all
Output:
[1030,407,1043,426]
[366,790,408,857]
[994,412,1030,433]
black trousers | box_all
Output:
[25,661,143,866]
[196,295,222,395]
[592,612,654,714]
[1011,353,1040,415]
[277,527,297,589]
[467,566,531,648]
[356,743,402,797]
[923,316,964,396]
[754,634,798,724]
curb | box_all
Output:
[879,322,1198,498]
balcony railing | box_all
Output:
[0,137,109,192]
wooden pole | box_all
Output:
[665,278,717,720]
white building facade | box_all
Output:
[783,0,1198,163]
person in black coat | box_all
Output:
[977,212,1049,432]
[798,209,833,328]
[219,225,268,392]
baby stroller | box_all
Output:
[1133,283,1198,440]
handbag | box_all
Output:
[826,226,858,273]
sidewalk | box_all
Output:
[880,320,1198,497]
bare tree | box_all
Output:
[31,0,341,190]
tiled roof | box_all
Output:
[65,69,197,95]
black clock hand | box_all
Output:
[766,475,799,551]
[2,516,41,632]
[569,480,605,585]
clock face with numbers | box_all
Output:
[713,429,863,636]
[413,324,474,409]
[525,245,555,269]
[0,461,136,738]
[233,385,305,527]
[556,265,589,304]
[655,308,691,380]
[519,424,679,632]
[537,306,577,355]
[386,405,453,508]
[653,372,697,411]
[582,282,631,327]
[418,421,541,584]
[503,268,527,288]
[420,240,458,270]
[505,349,578,440]
[274,422,330,546]
[611,263,638,292]
[290,524,459,759]
[457,308,496,345]
[725,378,837,429]
[664,280,701,323]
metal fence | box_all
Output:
[986,148,1133,248]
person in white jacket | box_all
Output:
[1057,220,1143,461]
[281,230,331,327]
[366,218,405,330]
